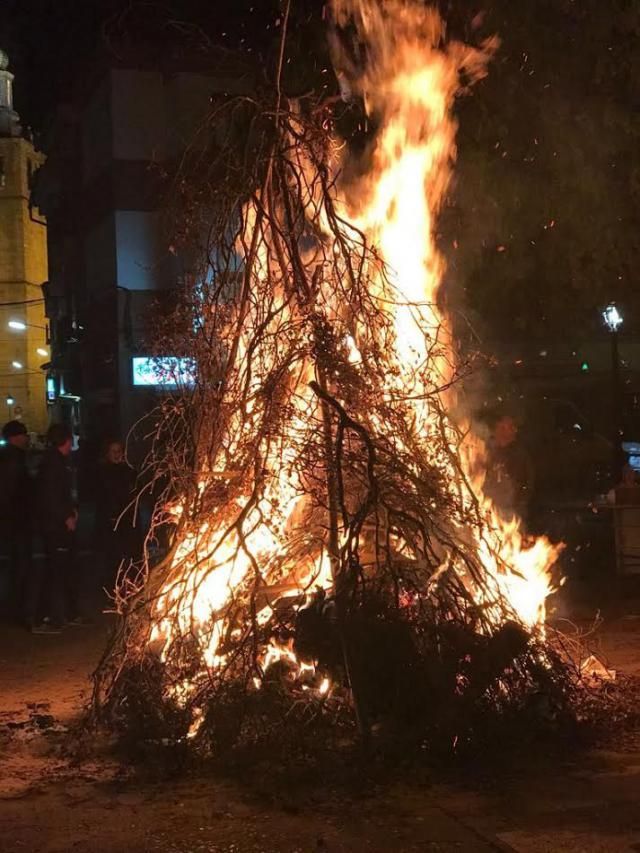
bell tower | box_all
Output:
[0,49,22,137]
[0,50,48,434]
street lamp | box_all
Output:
[603,303,623,333]
[6,394,14,406]
[602,302,624,481]
[8,319,47,331]
[11,360,22,369]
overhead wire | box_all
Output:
[0,298,45,307]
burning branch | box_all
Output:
[92,0,579,760]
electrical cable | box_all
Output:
[0,298,45,307]
[0,370,46,376]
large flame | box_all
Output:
[148,0,561,701]
[332,0,560,631]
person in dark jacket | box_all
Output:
[0,420,32,618]
[484,414,535,521]
[96,439,138,587]
[29,423,82,633]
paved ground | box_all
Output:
[1,585,640,851]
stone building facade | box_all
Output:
[0,50,48,435]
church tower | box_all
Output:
[0,50,48,434]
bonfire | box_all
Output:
[94,0,577,757]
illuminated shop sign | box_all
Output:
[132,356,196,388]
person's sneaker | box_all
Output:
[30,622,62,635]
[65,616,94,627]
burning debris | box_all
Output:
[93,0,580,759]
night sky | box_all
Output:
[0,0,289,133]
[2,0,637,336]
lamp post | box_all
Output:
[602,303,624,482]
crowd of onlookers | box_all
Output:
[0,420,141,634]
[4,409,634,638]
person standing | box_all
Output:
[30,423,82,633]
[484,414,535,521]
[607,464,640,506]
[96,439,138,587]
[0,420,32,620]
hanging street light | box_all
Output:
[8,319,47,331]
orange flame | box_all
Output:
[334,0,559,629]
[148,0,561,709]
